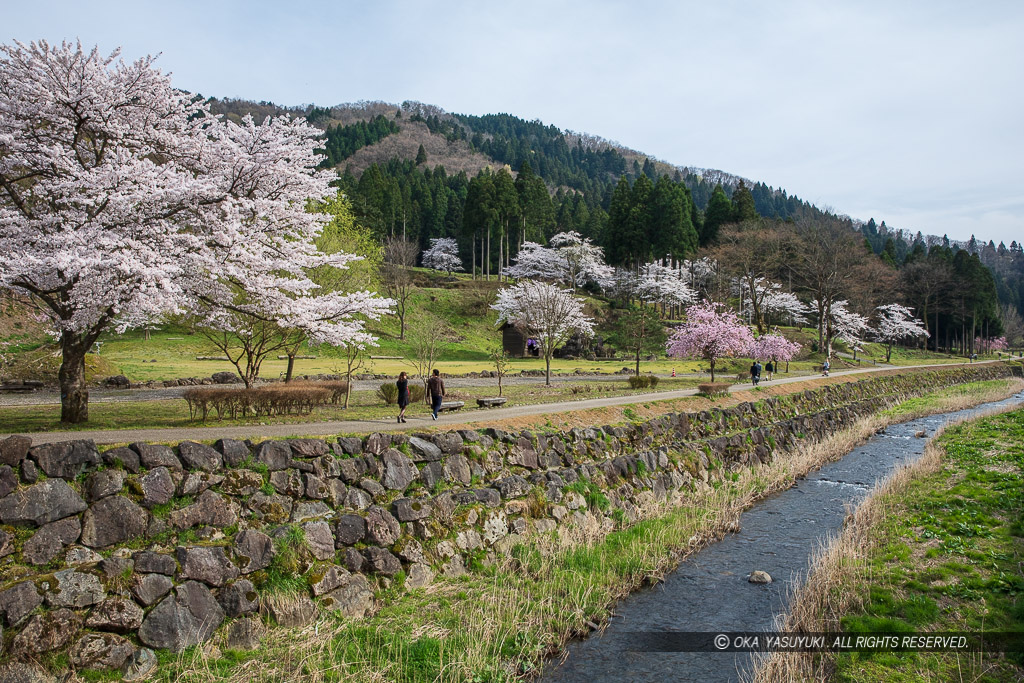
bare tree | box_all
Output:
[380,238,417,340]
[489,344,512,397]
[407,317,455,402]
[710,221,788,333]
[792,217,870,357]
[902,258,953,351]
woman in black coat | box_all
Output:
[396,371,410,423]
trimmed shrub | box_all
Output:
[377,382,426,406]
[183,382,334,421]
[697,382,731,397]
[627,374,661,390]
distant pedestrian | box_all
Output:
[427,369,445,420]
[765,360,774,381]
[822,358,830,376]
[750,360,762,386]
[396,372,410,423]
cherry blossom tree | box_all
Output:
[421,237,463,276]
[875,303,929,362]
[0,40,391,422]
[666,302,754,382]
[503,231,612,291]
[752,333,801,373]
[743,280,810,328]
[492,281,594,385]
[634,262,696,309]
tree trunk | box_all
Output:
[709,358,716,383]
[284,354,296,382]
[59,333,90,424]
[545,353,552,386]
[635,349,641,376]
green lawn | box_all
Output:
[833,408,1024,682]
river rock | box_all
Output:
[255,440,291,470]
[23,516,81,565]
[134,551,177,575]
[234,529,275,573]
[0,478,87,527]
[334,514,366,546]
[320,573,374,617]
[84,469,124,502]
[85,596,144,633]
[46,569,105,608]
[130,573,174,607]
[221,469,264,496]
[177,441,223,472]
[364,505,400,546]
[101,446,141,473]
[0,581,42,626]
[131,443,182,471]
[289,438,330,458]
[138,581,224,652]
[121,647,158,682]
[138,466,175,508]
[443,455,472,485]
[178,471,224,497]
[176,546,239,587]
[217,579,258,617]
[407,437,442,462]
[29,440,101,479]
[380,449,417,489]
[168,490,236,529]
[70,632,135,671]
[392,497,432,522]
[301,520,336,560]
[363,546,402,576]
[748,570,772,584]
[0,465,17,499]
[81,495,148,547]
[0,435,31,467]
[215,438,250,467]
[11,608,81,655]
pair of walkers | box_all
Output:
[395,370,446,423]
[749,360,776,386]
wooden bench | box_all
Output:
[438,401,465,413]
[476,397,508,408]
[0,384,36,393]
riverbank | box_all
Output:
[754,401,1024,683]
[151,376,1024,682]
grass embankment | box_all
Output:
[755,394,1024,683]
[131,378,1022,683]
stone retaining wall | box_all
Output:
[0,364,1012,678]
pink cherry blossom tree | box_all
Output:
[752,332,801,373]
[666,302,754,382]
[492,280,594,385]
[421,237,463,276]
[0,40,391,421]
[874,303,928,362]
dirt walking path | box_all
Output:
[16,360,1004,446]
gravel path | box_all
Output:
[0,373,641,407]
[14,360,997,446]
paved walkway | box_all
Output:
[17,360,1003,446]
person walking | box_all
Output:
[822,358,830,377]
[396,371,410,423]
[427,369,445,420]
[750,360,762,386]
[765,360,774,381]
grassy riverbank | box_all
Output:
[125,378,1023,683]
[756,399,1024,682]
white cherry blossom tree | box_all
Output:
[0,40,391,421]
[492,280,594,385]
[634,262,696,308]
[504,231,612,291]
[874,303,928,362]
[421,237,463,276]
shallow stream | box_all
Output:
[541,390,1024,682]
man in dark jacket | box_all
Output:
[750,361,762,386]
[427,369,445,420]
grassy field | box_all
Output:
[757,401,1024,683]
[1,273,989,389]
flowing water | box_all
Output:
[541,390,1024,683]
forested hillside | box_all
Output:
[203,95,1023,335]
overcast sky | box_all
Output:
[6,0,1023,245]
